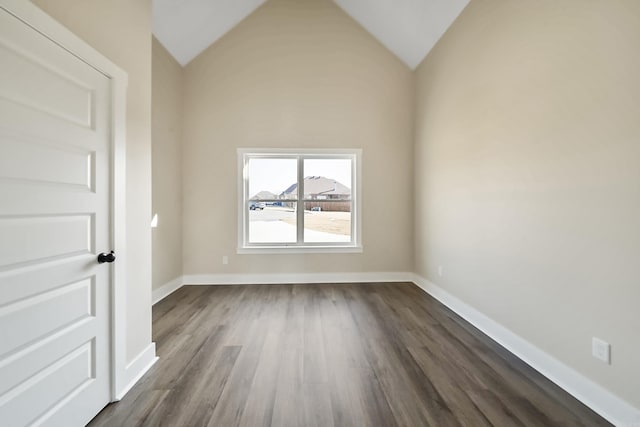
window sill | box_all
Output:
[237,245,363,255]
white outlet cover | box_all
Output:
[592,337,611,364]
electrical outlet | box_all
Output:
[222,255,228,265]
[592,337,610,364]
[437,265,443,277]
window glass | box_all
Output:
[239,150,360,251]
[303,201,351,243]
[248,158,297,201]
[302,159,352,199]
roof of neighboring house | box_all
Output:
[281,176,350,198]
[250,190,277,200]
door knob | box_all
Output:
[97,251,116,264]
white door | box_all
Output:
[0,7,112,427]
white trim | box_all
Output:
[237,245,363,254]
[0,0,130,403]
[237,148,362,155]
[183,272,413,285]
[152,276,184,305]
[237,148,363,252]
[151,272,414,306]
[411,274,640,427]
[0,0,128,79]
[148,272,640,425]
[114,343,158,401]
[157,272,415,290]
[109,49,129,404]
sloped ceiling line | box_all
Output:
[152,0,469,69]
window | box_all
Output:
[238,149,362,252]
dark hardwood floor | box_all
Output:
[89,283,611,426]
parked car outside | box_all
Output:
[249,201,265,210]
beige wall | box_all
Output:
[152,38,184,289]
[414,0,640,408]
[182,0,414,275]
[29,0,638,412]
[33,0,153,362]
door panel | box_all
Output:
[0,277,94,357]
[0,341,95,427]
[0,132,94,189]
[0,215,93,268]
[0,6,112,427]
[0,41,95,128]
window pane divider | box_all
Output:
[296,156,304,244]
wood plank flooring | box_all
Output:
[89,283,611,426]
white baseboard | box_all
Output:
[148,271,639,424]
[182,271,414,285]
[114,342,158,401]
[152,272,414,305]
[411,274,640,427]
[152,276,184,305]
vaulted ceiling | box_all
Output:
[152,0,469,69]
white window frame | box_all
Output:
[237,148,362,253]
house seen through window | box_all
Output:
[238,149,361,252]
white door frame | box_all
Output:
[0,0,128,402]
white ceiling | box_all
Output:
[153,0,268,66]
[152,0,469,69]
[334,0,469,69]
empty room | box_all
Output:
[0,0,638,426]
